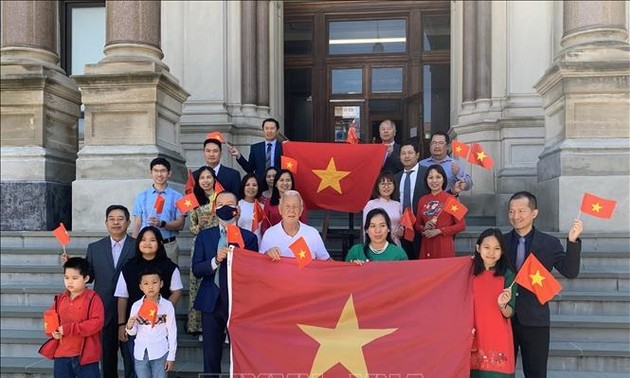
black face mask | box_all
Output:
[216,205,238,222]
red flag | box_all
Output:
[43,309,60,334]
[283,142,387,212]
[468,143,494,170]
[185,169,195,195]
[52,223,70,246]
[400,208,416,242]
[515,254,562,305]
[288,236,313,269]
[251,200,266,232]
[175,193,200,214]
[153,195,165,214]
[228,252,474,377]
[580,192,616,219]
[227,224,245,248]
[451,140,470,159]
[281,155,298,174]
[206,131,225,143]
[443,196,468,221]
[138,299,158,326]
[214,180,224,194]
[346,126,359,144]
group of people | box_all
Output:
[44,118,584,378]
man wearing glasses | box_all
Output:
[419,131,473,196]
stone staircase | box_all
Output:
[1,222,629,377]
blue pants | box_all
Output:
[134,350,168,378]
[53,356,100,378]
[201,310,227,375]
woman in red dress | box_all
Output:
[414,164,465,259]
[471,228,516,378]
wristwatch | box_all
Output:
[160,220,166,228]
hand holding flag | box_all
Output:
[288,236,313,268]
[514,254,562,304]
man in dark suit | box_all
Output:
[228,118,282,184]
[87,205,136,378]
[394,142,429,259]
[380,120,404,174]
[194,138,241,195]
[192,191,258,375]
[505,191,583,378]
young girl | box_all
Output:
[471,228,516,378]
[126,267,177,378]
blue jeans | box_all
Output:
[134,350,168,378]
[53,356,100,378]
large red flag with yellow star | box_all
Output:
[228,251,474,377]
[514,253,562,305]
[282,142,387,212]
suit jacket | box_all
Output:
[86,235,135,326]
[194,165,241,197]
[192,225,258,315]
[236,140,282,183]
[395,164,429,214]
[505,228,581,327]
[382,143,403,174]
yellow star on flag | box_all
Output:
[149,309,156,317]
[299,250,306,259]
[185,200,191,207]
[591,202,602,213]
[298,295,397,377]
[530,270,546,287]
[476,151,487,161]
[287,162,293,168]
[312,157,351,194]
[455,146,462,153]
[450,205,459,212]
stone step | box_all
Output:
[545,341,630,373]
[554,269,630,292]
[550,315,630,343]
[550,291,630,316]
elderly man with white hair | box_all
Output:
[259,190,330,261]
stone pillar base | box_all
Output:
[1,181,72,231]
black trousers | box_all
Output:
[101,321,135,378]
[401,233,421,260]
[512,316,550,378]
[201,306,228,375]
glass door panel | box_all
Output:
[332,104,364,142]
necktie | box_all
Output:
[402,170,413,211]
[112,242,121,267]
[214,227,228,287]
[265,143,272,168]
[516,237,526,270]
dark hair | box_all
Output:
[372,171,399,201]
[261,166,279,193]
[106,205,130,221]
[203,138,222,151]
[193,166,217,206]
[239,173,261,200]
[135,226,168,261]
[262,118,280,130]
[363,208,395,256]
[64,257,90,277]
[270,169,295,206]
[472,228,512,276]
[150,157,171,171]
[509,191,537,210]
[400,141,419,154]
[430,131,450,144]
[138,265,164,284]
[423,164,448,191]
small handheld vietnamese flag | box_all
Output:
[154,195,165,214]
[185,169,195,195]
[580,192,617,219]
[206,131,226,143]
[214,181,225,194]
[514,254,562,305]
[176,193,200,214]
[227,224,245,248]
[43,309,60,334]
[288,236,313,269]
[52,223,71,247]
[400,208,416,242]
[138,299,158,326]
[281,156,298,174]
[443,196,468,221]
[451,140,471,159]
[251,200,266,232]
[346,126,359,144]
[468,143,494,170]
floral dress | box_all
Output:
[187,193,218,334]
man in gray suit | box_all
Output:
[87,205,136,377]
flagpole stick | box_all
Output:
[61,245,68,258]
[576,210,582,222]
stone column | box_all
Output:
[241,0,258,117]
[72,0,190,231]
[475,1,491,100]
[0,1,81,231]
[535,0,629,232]
[256,0,270,115]
[462,1,476,103]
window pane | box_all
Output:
[285,21,313,55]
[333,106,361,142]
[71,7,106,75]
[331,68,363,95]
[423,65,451,138]
[284,68,313,141]
[369,99,402,114]
[372,67,403,93]
[329,19,406,55]
[423,15,450,51]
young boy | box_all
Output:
[125,267,177,378]
[43,257,105,377]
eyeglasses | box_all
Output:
[379,182,393,186]
[430,141,447,146]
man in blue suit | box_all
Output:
[194,138,241,195]
[227,118,282,184]
[505,191,583,378]
[192,191,258,375]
